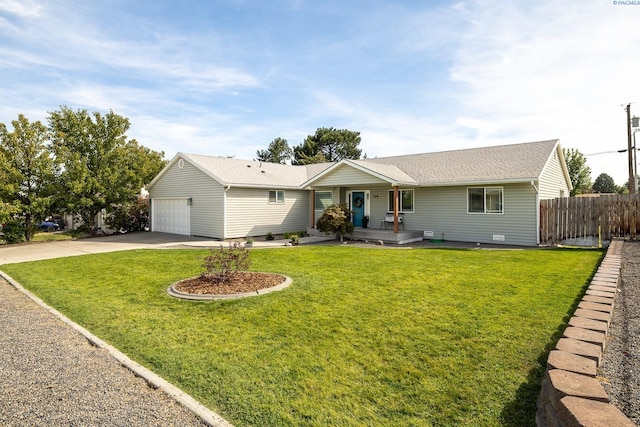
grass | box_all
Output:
[31,231,77,242]
[1,246,602,426]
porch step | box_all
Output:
[346,228,424,245]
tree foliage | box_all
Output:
[292,138,326,165]
[293,127,362,165]
[48,106,166,233]
[104,194,151,232]
[592,173,618,194]
[562,148,591,196]
[316,204,354,242]
[256,137,293,164]
[0,114,58,241]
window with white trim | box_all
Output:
[468,187,503,214]
[268,190,285,204]
[387,189,414,213]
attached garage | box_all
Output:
[151,198,190,235]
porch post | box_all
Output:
[310,189,316,228]
[393,185,399,234]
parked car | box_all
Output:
[39,221,60,232]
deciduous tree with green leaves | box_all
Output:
[316,204,354,242]
[256,137,293,164]
[0,114,59,241]
[48,106,166,233]
[293,127,362,165]
[562,148,591,196]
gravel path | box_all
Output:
[0,278,207,427]
[601,240,640,425]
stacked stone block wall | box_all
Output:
[536,239,635,426]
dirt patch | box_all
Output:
[173,272,287,295]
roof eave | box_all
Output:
[226,183,304,190]
[417,178,539,187]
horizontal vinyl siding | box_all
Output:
[226,188,310,238]
[149,159,224,239]
[539,151,570,199]
[313,165,388,187]
[412,183,538,246]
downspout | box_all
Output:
[532,181,540,245]
[223,185,231,239]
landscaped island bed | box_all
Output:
[1,246,602,426]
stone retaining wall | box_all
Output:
[536,239,635,426]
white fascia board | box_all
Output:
[299,160,345,187]
[553,142,574,191]
[301,159,418,188]
[147,153,228,190]
[225,183,303,190]
[180,153,227,187]
[417,178,538,187]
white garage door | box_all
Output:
[152,199,190,235]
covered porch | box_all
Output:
[302,158,421,244]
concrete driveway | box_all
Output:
[0,232,220,265]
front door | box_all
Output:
[352,191,365,227]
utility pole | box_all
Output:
[626,104,634,193]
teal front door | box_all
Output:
[352,192,365,227]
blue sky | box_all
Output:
[1,0,639,185]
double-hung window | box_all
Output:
[468,187,503,214]
[268,190,285,204]
[387,189,414,213]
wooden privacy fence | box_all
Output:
[540,194,640,244]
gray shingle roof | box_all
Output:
[180,154,314,188]
[157,139,560,189]
[346,160,418,185]
[359,139,560,185]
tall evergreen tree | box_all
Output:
[293,127,361,165]
[256,137,293,164]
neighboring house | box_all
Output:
[147,139,571,246]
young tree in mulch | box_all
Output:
[202,242,251,284]
[316,204,354,242]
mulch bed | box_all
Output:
[173,272,286,295]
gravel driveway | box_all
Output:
[0,279,209,427]
[601,240,640,425]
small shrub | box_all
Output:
[283,232,291,239]
[290,234,299,245]
[201,242,251,284]
[1,221,25,244]
[316,204,354,242]
[265,232,275,241]
[105,195,150,232]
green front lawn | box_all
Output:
[1,246,602,426]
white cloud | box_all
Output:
[0,0,43,17]
[2,0,640,187]
[445,0,640,183]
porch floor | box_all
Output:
[308,227,424,245]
